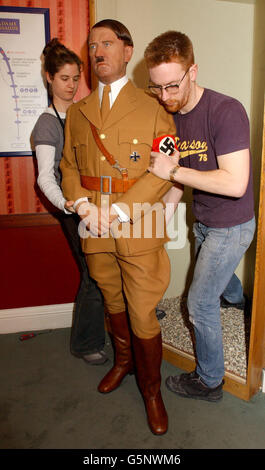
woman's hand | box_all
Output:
[64,200,75,213]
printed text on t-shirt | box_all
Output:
[176,137,208,162]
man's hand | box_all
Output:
[148,150,180,180]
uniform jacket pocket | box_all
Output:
[118,129,153,169]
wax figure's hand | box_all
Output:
[77,201,117,237]
[76,201,95,236]
[77,201,107,236]
[109,213,119,225]
[148,150,180,180]
[64,200,75,213]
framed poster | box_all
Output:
[0,6,50,156]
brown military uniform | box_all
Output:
[60,80,175,337]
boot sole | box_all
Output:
[82,357,109,366]
[150,427,168,436]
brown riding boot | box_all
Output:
[132,332,168,435]
[98,311,134,393]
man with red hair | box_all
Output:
[145,30,255,402]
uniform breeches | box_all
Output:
[86,248,170,339]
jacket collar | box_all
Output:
[79,80,139,130]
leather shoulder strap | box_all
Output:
[89,121,128,179]
[89,121,116,166]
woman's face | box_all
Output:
[47,62,80,103]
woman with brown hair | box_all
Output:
[32,38,107,365]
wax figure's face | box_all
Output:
[149,61,192,113]
[89,27,133,84]
[47,63,80,103]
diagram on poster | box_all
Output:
[0,9,49,155]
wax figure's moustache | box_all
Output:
[95,56,104,63]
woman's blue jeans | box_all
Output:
[187,217,255,387]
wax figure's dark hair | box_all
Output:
[144,31,194,68]
[43,38,82,78]
[90,19,134,47]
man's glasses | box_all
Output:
[148,69,189,95]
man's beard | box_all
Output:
[162,96,187,113]
[163,101,181,113]
[160,88,189,114]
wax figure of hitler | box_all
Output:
[60,20,182,435]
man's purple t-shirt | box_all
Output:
[173,88,254,227]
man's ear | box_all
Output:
[189,63,198,82]
[124,46,133,64]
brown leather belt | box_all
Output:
[81,175,137,194]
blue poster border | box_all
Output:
[0,6,50,157]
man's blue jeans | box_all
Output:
[187,217,255,387]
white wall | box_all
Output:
[94,0,263,298]
[95,0,254,111]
